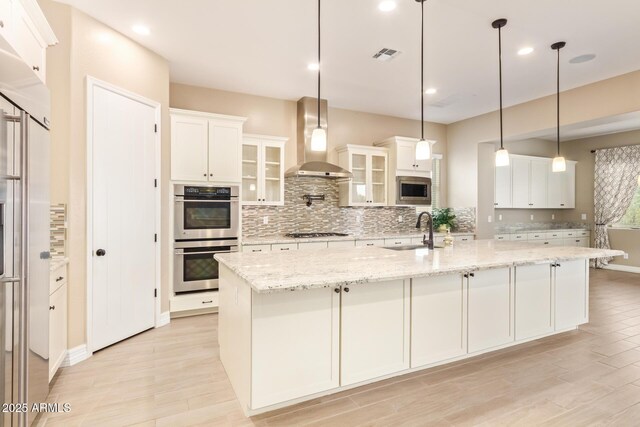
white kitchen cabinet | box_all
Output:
[530,159,549,208]
[242,135,287,206]
[384,237,412,247]
[243,244,271,253]
[0,0,12,41]
[336,145,388,207]
[355,239,385,247]
[511,156,531,209]
[375,136,433,176]
[494,162,512,208]
[170,109,246,183]
[514,263,553,340]
[271,243,297,252]
[251,287,340,408]
[554,260,589,330]
[411,274,467,367]
[327,240,355,249]
[467,268,513,353]
[298,241,328,251]
[548,161,576,209]
[49,277,67,382]
[340,280,410,386]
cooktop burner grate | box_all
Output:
[285,232,350,238]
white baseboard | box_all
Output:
[61,344,90,367]
[156,311,170,328]
[602,264,640,274]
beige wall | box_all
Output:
[170,83,449,206]
[42,0,171,348]
[558,130,640,267]
[448,70,640,238]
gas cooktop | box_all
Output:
[285,232,350,239]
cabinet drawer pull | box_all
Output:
[252,249,262,252]
[56,276,64,282]
[33,65,40,71]
[280,248,290,251]
[366,243,374,246]
[49,305,55,310]
[202,300,213,304]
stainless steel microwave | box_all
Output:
[396,176,432,205]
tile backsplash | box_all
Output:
[242,177,476,237]
[50,204,66,258]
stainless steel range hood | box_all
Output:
[285,97,353,179]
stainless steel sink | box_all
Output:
[384,244,444,251]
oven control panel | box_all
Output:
[176,185,239,200]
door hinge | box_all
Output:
[154,178,157,188]
[154,289,157,298]
[154,233,157,242]
[154,124,158,133]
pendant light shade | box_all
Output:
[492,18,509,167]
[415,0,431,161]
[310,0,327,152]
[551,41,566,172]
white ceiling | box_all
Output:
[58,0,640,124]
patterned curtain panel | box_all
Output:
[593,145,640,268]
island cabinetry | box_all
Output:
[340,280,410,386]
[467,268,514,353]
[514,263,553,340]
[554,259,589,330]
[411,274,467,367]
[251,286,340,408]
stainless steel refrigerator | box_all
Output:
[1,43,51,426]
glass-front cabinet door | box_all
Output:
[370,154,387,205]
[337,146,388,207]
[242,135,287,205]
[350,153,368,205]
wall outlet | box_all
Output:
[262,216,269,225]
[624,253,629,259]
[551,214,555,220]
[398,215,403,223]
[530,214,534,221]
[581,213,587,220]
[488,215,492,223]
[498,214,503,221]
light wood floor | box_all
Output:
[39,268,640,426]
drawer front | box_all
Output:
[327,240,356,249]
[49,265,67,295]
[170,292,219,312]
[297,242,329,251]
[243,245,271,253]
[355,239,385,248]
[547,231,563,240]
[384,237,412,247]
[411,237,424,245]
[271,243,298,252]
[510,234,527,241]
[574,237,589,248]
[494,234,509,241]
[562,230,580,238]
[527,232,546,240]
[577,230,590,237]
[457,235,474,242]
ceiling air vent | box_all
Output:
[372,48,401,62]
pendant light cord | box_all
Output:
[556,47,560,155]
[498,25,504,150]
[317,0,321,129]
[420,0,424,140]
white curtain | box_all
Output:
[593,145,640,268]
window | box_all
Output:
[617,182,640,228]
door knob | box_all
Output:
[96,249,106,256]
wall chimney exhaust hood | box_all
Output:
[284,97,353,179]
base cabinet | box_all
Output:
[555,260,589,330]
[251,287,340,408]
[49,283,67,381]
[340,280,410,386]
[515,264,553,340]
[411,275,467,367]
[468,268,514,353]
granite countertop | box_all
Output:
[50,257,69,271]
[216,240,624,293]
[242,231,475,245]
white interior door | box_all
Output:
[90,82,157,352]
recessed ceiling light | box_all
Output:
[518,47,534,56]
[132,25,150,36]
[378,1,397,12]
[307,63,320,71]
[570,54,596,64]
[425,88,437,95]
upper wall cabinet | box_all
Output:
[170,109,247,183]
[0,0,58,83]
[494,154,576,209]
[375,136,433,177]
[336,145,388,207]
[242,134,287,206]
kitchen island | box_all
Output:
[216,240,624,416]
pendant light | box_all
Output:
[310,0,327,152]
[492,18,509,167]
[551,41,567,172]
[415,0,431,161]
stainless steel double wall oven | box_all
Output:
[173,185,239,293]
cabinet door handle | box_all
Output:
[0,21,4,28]
[209,174,213,177]
[469,273,475,278]
[49,305,55,310]
[203,173,207,177]
[56,276,64,282]
[334,288,340,294]
[463,273,468,278]
[344,287,350,293]
[33,65,40,71]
